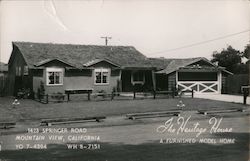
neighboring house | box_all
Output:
[7,42,232,96]
[150,57,232,94]
[0,62,8,76]
[8,42,155,96]
[0,62,8,96]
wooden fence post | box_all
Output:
[39,93,41,102]
[191,90,194,98]
[46,94,49,104]
[172,88,175,98]
[243,88,248,105]
[87,91,91,101]
[67,93,70,101]
[111,91,114,100]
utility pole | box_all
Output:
[101,36,112,46]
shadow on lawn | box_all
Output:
[1,97,248,122]
[0,132,249,161]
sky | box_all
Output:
[0,0,250,63]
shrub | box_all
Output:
[51,92,65,102]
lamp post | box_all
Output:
[177,100,185,110]
[12,99,20,108]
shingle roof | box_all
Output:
[83,59,120,67]
[12,42,230,74]
[13,42,152,69]
[148,58,174,70]
[158,57,205,74]
[0,62,8,72]
[150,57,216,74]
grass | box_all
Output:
[0,97,246,122]
[0,97,249,161]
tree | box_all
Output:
[243,45,249,59]
[243,45,249,75]
[211,45,248,74]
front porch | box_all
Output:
[121,69,155,92]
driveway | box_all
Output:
[194,93,250,105]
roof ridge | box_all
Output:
[13,41,135,48]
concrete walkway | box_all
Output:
[194,93,250,105]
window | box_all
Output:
[94,68,109,85]
[132,71,145,84]
[46,68,63,85]
[15,67,18,76]
[16,66,21,76]
[24,66,28,75]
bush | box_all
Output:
[51,92,65,102]
[37,81,45,99]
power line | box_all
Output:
[148,29,250,55]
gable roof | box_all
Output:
[83,59,121,68]
[148,58,174,70]
[151,57,232,74]
[12,42,151,69]
[157,57,207,74]
[34,58,75,67]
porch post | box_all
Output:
[217,71,222,94]
[118,70,122,92]
[151,70,156,91]
[175,71,178,89]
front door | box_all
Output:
[14,76,23,96]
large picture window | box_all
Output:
[46,68,63,85]
[94,68,109,85]
[132,71,145,84]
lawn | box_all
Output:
[0,96,247,122]
[0,97,249,161]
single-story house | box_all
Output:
[7,42,155,96]
[7,42,232,96]
[150,57,232,94]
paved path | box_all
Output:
[195,93,250,105]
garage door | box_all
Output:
[177,81,219,93]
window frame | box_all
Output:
[131,71,145,85]
[94,68,110,85]
[16,66,22,76]
[24,66,29,75]
[46,67,64,86]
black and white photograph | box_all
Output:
[0,0,249,160]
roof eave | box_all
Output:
[83,59,121,68]
[221,69,233,75]
[34,58,76,68]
